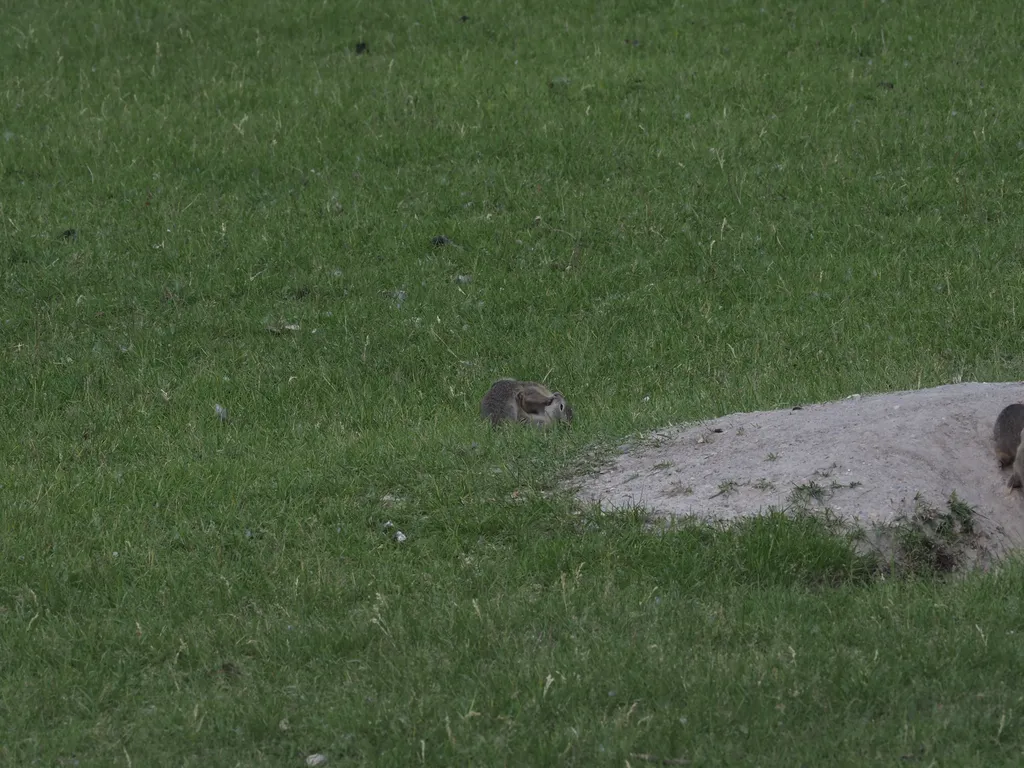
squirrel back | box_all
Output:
[993,403,1024,467]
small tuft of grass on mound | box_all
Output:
[870,491,982,576]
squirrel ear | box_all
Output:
[518,388,555,414]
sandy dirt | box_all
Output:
[572,382,1024,564]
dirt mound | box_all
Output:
[572,383,1024,566]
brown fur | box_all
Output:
[480,379,573,427]
[1012,437,1024,489]
[993,403,1024,468]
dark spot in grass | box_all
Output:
[625,39,640,47]
[355,41,369,55]
[292,286,311,300]
[879,81,895,89]
[460,15,470,22]
[209,661,241,680]
[61,228,78,241]
[431,235,452,247]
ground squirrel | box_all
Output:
[480,379,573,427]
[993,403,1024,488]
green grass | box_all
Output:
[4,0,1024,763]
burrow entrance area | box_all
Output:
[570,382,1024,568]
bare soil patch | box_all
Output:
[572,383,1024,568]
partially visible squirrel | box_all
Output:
[993,403,1024,488]
[480,379,573,427]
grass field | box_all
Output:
[4,0,1024,764]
